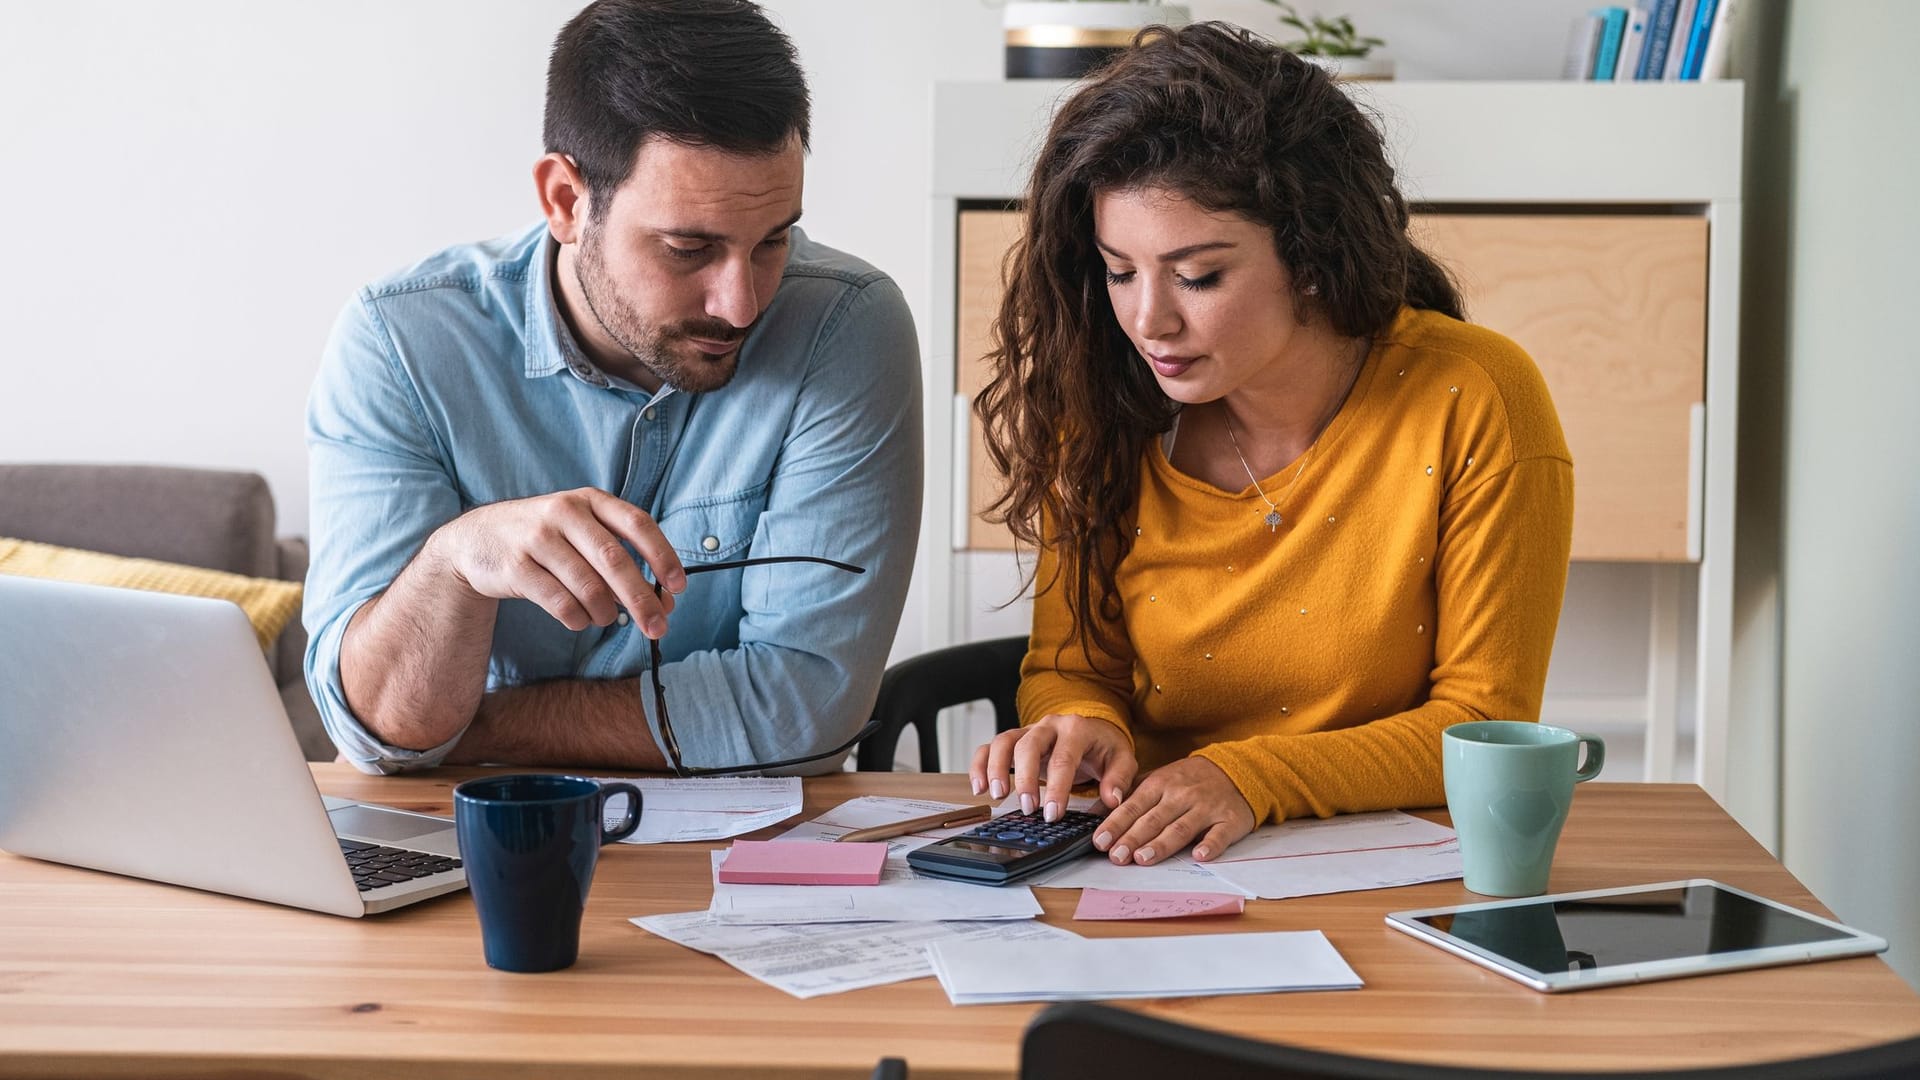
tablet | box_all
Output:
[1386,879,1887,993]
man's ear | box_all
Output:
[534,153,589,244]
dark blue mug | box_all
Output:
[453,774,643,973]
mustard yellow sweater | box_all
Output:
[1017,307,1574,823]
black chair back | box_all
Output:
[1019,1002,1920,1080]
[856,636,1027,771]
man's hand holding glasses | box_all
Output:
[649,555,878,777]
[427,486,688,637]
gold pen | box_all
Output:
[834,804,993,844]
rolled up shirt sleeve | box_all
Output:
[302,293,469,774]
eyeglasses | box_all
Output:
[648,555,878,778]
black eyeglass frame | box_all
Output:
[647,555,878,778]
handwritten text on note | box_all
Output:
[1072,889,1246,921]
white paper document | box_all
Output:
[632,910,1081,999]
[593,776,803,845]
[925,930,1362,1005]
[1198,811,1463,899]
[706,850,1044,924]
[775,796,989,860]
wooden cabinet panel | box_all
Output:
[1411,214,1707,561]
[955,210,1708,561]
[957,210,1025,551]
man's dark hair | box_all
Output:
[544,0,811,216]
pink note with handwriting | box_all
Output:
[717,840,887,885]
[1072,888,1246,920]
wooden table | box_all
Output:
[2,767,1916,1079]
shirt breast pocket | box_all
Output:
[656,484,767,568]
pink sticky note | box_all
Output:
[716,840,887,886]
[1072,888,1246,920]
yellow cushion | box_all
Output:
[0,537,303,649]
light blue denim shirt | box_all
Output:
[304,222,921,775]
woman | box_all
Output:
[968,23,1574,868]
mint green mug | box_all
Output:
[1442,721,1605,897]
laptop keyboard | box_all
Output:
[339,838,462,892]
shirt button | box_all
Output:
[616,612,631,627]
[701,536,720,552]
[643,407,657,421]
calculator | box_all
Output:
[905,808,1106,885]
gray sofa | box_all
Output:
[0,463,331,760]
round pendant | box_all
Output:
[1264,511,1283,532]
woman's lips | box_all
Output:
[1147,353,1198,378]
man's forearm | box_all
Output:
[340,538,498,751]
[445,678,668,770]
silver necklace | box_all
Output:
[1223,414,1309,532]
[1221,341,1369,533]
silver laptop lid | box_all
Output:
[0,576,366,917]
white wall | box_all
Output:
[0,0,1595,664]
[1764,0,1920,990]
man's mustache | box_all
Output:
[669,319,749,344]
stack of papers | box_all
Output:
[629,796,1400,1002]
[594,776,802,845]
[1016,798,1458,900]
[1200,811,1462,899]
[632,911,1080,999]
[925,930,1362,1005]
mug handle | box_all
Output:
[1572,734,1606,782]
[599,782,644,844]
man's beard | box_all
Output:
[574,225,748,393]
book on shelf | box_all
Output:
[1638,0,1683,78]
[1694,0,1737,80]
[1562,12,1604,80]
[1678,0,1720,78]
[1662,0,1699,79]
[1614,7,1651,81]
[1590,7,1628,81]
[1569,1,1731,82]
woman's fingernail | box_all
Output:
[1094,831,1112,850]
[646,616,666,637]
[1020,793,1036,816]
[1109,787,1123,804]
[971,777,984,795]
[1111,845,1131,863]
[1194,846,1210,860]
[990,780,1006,800]
[1044,800,1060,822]
[1137,847,1156,864]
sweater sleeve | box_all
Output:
[1195,454,1574,821]
[1015,536,1137,747]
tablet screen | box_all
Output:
[1410,882,1854,974]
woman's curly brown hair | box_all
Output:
[976,21,1462,669]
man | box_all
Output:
[303,0,921,775]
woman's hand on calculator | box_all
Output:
[1092,757,1256,866]
[969,712,1136,820]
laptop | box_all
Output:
[0,575,467,916]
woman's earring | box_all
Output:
[1302,283,1319,296]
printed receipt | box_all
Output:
[632,911,1080,998]
[594,776,803,845]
